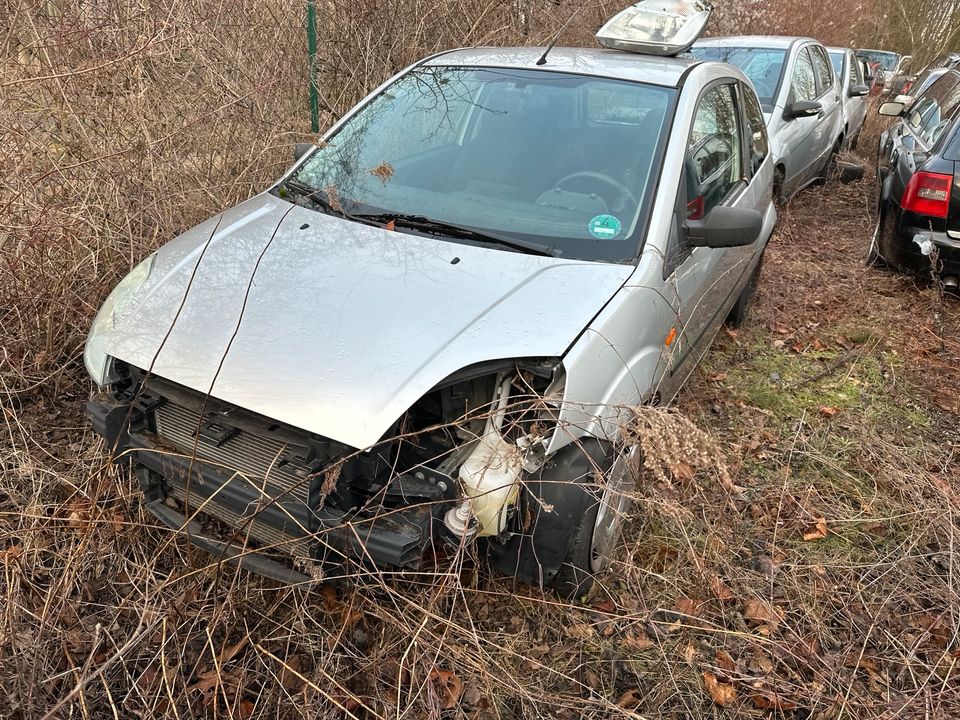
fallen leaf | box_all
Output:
[709,574,736,602]
[819,406,839,418]
[428,668,464,710]
[321,585,338,611]
[751,690,797,710]
[674,462,695,481]
[564,623,595,640]
[280,654,305,690]
[616,688,642,709]
[703,671,736,707]
[592,599,616,614]
[744,599,781,628]
[715,650,737,674]
[683,642,698,662]
[802,517,829,541]
[863,522,888,537]
[674,596,705,618]
[237,699,255,718]
[622,632,653,651]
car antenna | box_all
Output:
[536,7,587,66]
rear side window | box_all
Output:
[810,46,835,94]
[686,83,743,219]
[741,82,768,174]
[791,49,817,102]
[908,72,960,147]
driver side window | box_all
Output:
[791,49,817,102]
[686,83,743,220]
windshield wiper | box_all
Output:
[352,212,557,257]
[281,178,366,223]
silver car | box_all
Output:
[84,2,776,597]
[827,47,871,150]
[691,36,845,202]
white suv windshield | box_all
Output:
[287,67,675,262]
[689,47,786,108]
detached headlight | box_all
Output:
[84,254,156,386]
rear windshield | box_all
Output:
[287,67,676,262]
[689,46,786,108]
[857,50,899,71]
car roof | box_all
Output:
[826,47,852,55]
[693,35,813,50]
[858,48,900,56]
[422,47,699,88]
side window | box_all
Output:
[909,73,960,146]
[849,55,862,88]
[741,82,769,174]
[810,46,834,95]
[685,84,743,219]
[791,49,817,102]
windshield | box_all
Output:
[286,67,675,262]
[829,51,845,80]
[858,50,899,71]
[689,47,786,108]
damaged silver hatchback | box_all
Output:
[85,1,775,597]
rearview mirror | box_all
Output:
[849,84,870,98]
[293,143,313,162]
[685,206,763,249]
[878,101,905,116]
[785,100,822,120]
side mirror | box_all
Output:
[836,160,864,184]
[293,143,314,162]
[785,99,822,120]
[849,84,870,97]
[878,101,905,116]
[685,206,763,249]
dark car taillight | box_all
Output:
[902,171,952,219]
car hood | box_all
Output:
[102,194,634,448]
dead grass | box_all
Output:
[3,2,960,719]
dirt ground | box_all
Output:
[2,113,960,719]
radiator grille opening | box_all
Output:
[155,402,314,503]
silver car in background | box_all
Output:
[691,36,845,202]
[827,47,871,149]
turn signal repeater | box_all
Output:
[596,0,713,56]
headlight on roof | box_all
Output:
[596,0,712,56]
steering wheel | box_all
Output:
[553,171,639,213]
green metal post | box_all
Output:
[306,0,320,134]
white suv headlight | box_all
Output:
[84,254,155,386]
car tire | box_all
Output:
[726,252,764,328]
[551,449,635,600]
[866,207,906,272]
[773,167,786,205]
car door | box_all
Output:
[845,51,868,140]
[808,44,842,166]
[777,47,821,194]
[664,81,763,372]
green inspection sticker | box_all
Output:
[588,214,622,240]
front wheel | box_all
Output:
[551,450,635,599]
